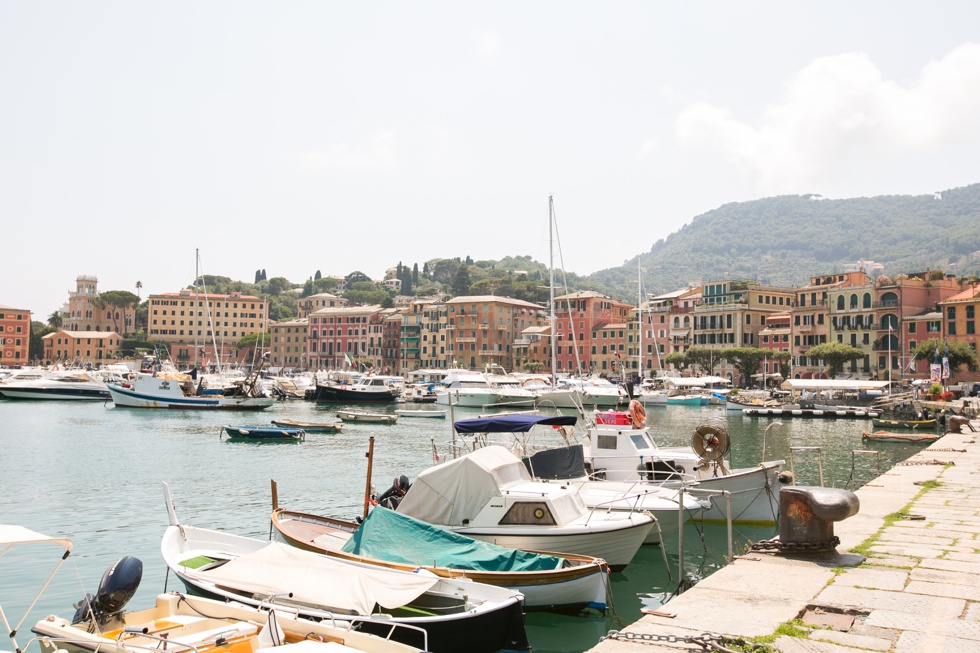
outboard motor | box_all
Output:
[376,474,411,510]
[72,556,143,625]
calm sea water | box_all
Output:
[0,397,927,653]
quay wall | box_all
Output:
[588,423,980,652]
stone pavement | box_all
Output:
[588,425,980,652]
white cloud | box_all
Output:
[299,131,399,171]
[675,43,980,193]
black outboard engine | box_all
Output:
[376,474,411,510]
[72,556,143,625]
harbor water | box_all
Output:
[0,398,930,653]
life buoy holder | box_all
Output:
[628,399,647,429]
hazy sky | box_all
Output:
[3,2,980,318]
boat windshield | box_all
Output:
[630,434,655,451]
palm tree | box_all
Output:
[47,311,63,329]
[135,280,142,300]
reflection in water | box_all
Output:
[0,399,927,653]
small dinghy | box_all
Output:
[395,409,447,418]
[271,418,343,432]
[222,425,305,441]
[337,410,398,424]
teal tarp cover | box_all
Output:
[341,507,564,572]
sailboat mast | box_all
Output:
[549,195,556,385]
[637,258,642,385]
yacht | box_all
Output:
[434,371,499,408]
[0,368,110,400]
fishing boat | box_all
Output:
[861,430,941,443]
[395,446,656,570]
[395,409,447,418]
[160,484,529,653]
[107,356,275,410]
[33,561,423,653]
[871,417,938,430]
[337,410,398,424]
[271,502,609,612]
[271,418,343,432]
[222,425,305,441]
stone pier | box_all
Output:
[589,425,980,652]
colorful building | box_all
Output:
[269,318,309,371]
[64,275,136,335]
[446,296,546,372]
[939,284,980,383]
[0,304,31,366]
[42,330,121,365]
[307,304,385,370]
[552,291,633,375]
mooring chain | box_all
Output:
[599,630,738,651]
[748,536,840,552]
[928,448,966,453]
[898,458,952,466]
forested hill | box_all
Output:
[590,183,980,298]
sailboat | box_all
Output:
[634,260,667,407]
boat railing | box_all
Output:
[788,446,825,487]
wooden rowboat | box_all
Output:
[337,410,398,424]
[271,506,609,612]
[861,430,940,443]
[271,418,343,432]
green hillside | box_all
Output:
[589,183,980,300]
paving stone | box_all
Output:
[920,558,980,574]
[866,608,980,639]
[870,544,949,558]
[864,554,918,569]
[877,532,957,547]
[965,603,980,622]
[941,552,980,564]
[773,635,872,653]
[815,585,965,617]
[895,630,980,652]
[810,629,892,650]
[834,567,908,591]
[906,580,980,601]
[911,566,980,586]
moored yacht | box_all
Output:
[0,368,110,400]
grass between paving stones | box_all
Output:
[850,479,943,558]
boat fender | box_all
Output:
[628,399,647,429]
[778,471,794,484]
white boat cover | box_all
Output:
[780,379,892,392]
[0,525,73,551]
[184,542,439,615]
[397,446,532,526]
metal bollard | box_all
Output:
[779,486,859,548]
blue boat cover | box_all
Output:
[341,507,564,572]
[453,414,577,434]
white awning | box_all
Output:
[0,525,73,551]
[780,379,892,392]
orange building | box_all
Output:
[446,296,546,371]
[0,304,31,366]
[552,291,633,375]
[42,330,121,365]
[939,284,980,383]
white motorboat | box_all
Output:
[160,485,528,653]
[395,446,656,570]
[0,368,110,400]
[450,414,706,544]
[581,416,786,525]
[535,377,626,410]
[434,371,499,408]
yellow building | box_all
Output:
[42,330,121,365]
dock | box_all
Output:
[742,407,880,419]
[588,423,980,652]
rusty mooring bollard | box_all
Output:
[779,486,859,548]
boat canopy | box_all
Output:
[453,414,577,434]
[397,446,533,526]
[780,379,892,392]
[183,541,439,615]
[342,508,563,572]
[0,525,73,551]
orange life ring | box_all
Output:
[628,399,647,429]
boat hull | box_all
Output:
[108,384,275,409]
[222,425,304,441]
[453,519,653,572]
[313,384,399,403]
[0,387,108,400]
[862,430,940,443]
